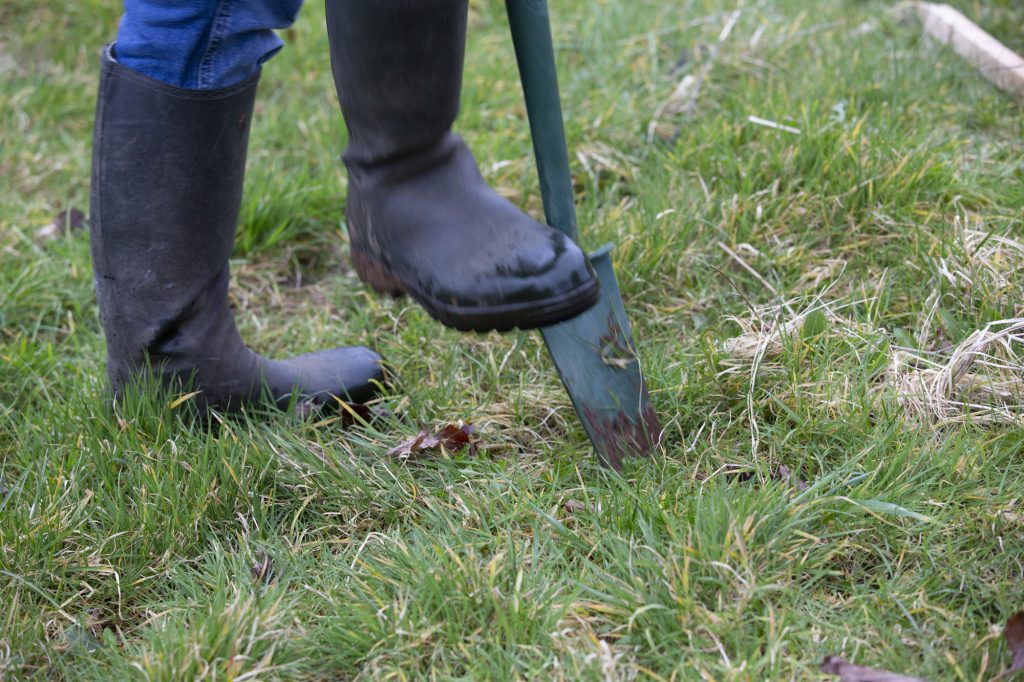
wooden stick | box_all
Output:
[914,2,1024,101]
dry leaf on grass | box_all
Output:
[775,463,808,492]
[1009,612,1024,666]
[993,611,1024,681]
[1000,509,1023,524]
[564,499,593,513]
[387,423,477,459]
[251,551,274,584]
[36,206,86,241]
[820,655,925,681]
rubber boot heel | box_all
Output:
[351,247,406,298]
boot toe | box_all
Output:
[426,231,599,331]
[316,345,386,404]
[551,230,597,292]
[276,345,385,407]
[488,228,597,306]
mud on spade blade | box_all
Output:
[541,245,661,469]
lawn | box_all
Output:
[2,0,1023,679]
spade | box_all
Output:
[507,0,661,468]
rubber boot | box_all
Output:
[90,46,384,412]
[326,0,600,333]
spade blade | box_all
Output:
[541,245,661,469]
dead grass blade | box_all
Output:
[936,215,1024,301]
[886,319,1024,426]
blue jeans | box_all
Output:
[115,0,304,90]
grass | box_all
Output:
[1,0,1023,678]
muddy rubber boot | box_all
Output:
[326,0,600,333]
[90,46,384,412]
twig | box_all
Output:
[914,2,1024,100]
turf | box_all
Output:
[1,0,1023,679]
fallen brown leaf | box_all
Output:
[820,655,925,681]
[775,463,809,492]
[37,207,86,241]
[387,423,477,459]
[251,551,273,584]
[564,499,589,513]
[1004,611,1024,677]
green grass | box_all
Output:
[2,0,1023,679]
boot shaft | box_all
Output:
[90,46,258,383]
[90,46,257,280]
[326,0,469,167]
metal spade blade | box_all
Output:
[507,0,661,468]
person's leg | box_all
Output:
[115,0,301,89]
[326,0,600,333]
[90,3,384,412]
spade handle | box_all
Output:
[506,0,579,244]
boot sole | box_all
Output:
[351,247,600,332]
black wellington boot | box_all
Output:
[90,47,384,412]
[326,0,600,333]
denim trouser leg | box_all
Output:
[115,0,304,89]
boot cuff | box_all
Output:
[101,44,260,100]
